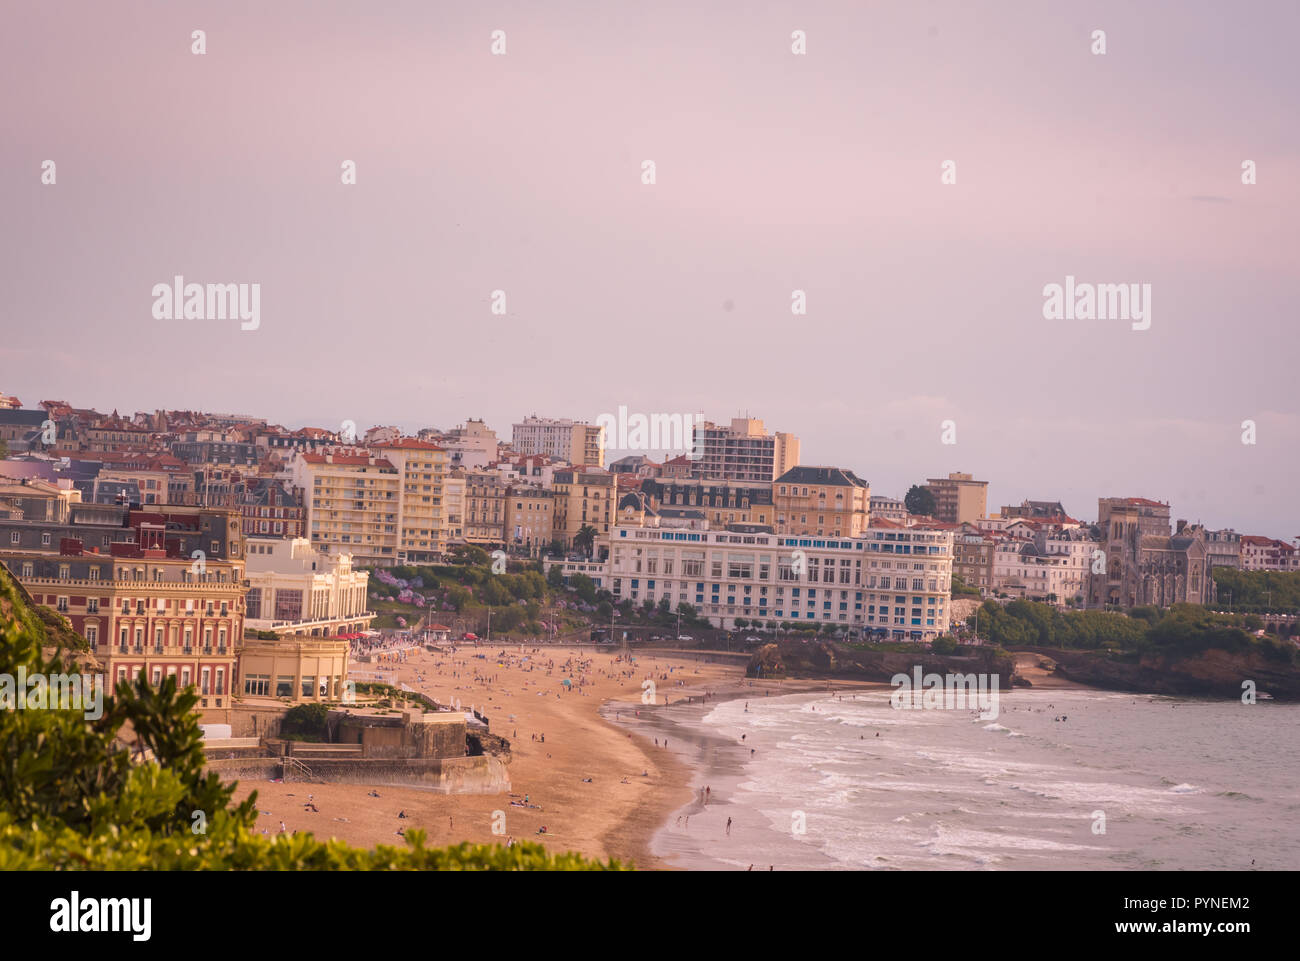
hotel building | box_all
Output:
[0,495,247,719]
[607,521,953,639]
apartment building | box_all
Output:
[642,477,775,529]
[291,450,401,566]
[689,417,799,482]
[463,471,507,546]
[774,466,871,537]
[551,468,615,550]
[1240,535,1300,571]
[504,485,554,555]
[869,495,908,523]
[511,416,605,467]
[438,418,500,470]
[924,472,989,525]
[607,520,953,639]
[992,529,1094,604]
[0,501,247,718]
[952,530,995,593]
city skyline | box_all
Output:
[5,1,1297,538]
[3,381,1294,542]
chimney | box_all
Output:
[1176,518,1187,534]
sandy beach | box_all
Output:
[230,644,758,868]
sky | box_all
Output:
[2,1,1297,535]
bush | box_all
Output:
[280,703,331,741]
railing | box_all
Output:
[282,756,316,781]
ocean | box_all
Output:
[612,686,1300,870]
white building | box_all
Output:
[244,536,374,637]
[438,418,499,471]
[607,522,954,639]
[511,416,604,467]
[991,530,1095,604]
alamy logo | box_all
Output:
[595,406,703,459]
[151,275,260,330]
[50,891,151,941]
[0,668,103,720]
[1042,275,1150,330]
[890,667,999,720]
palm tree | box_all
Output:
[573,525,598,557]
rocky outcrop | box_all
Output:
[747,640,1017,689]
[1007,645,1300,700]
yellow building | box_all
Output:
[291,440,451,566]
[291,450,402,566]
[504,485,553,555]
[463,471,507,546]
[551,469,615,550]
[774,466,871,537]
[925,472,989,525]
[236,634,350,703]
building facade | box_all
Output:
[689,417,799,483]
[774,466,870,537]
[607,521,953,639]
[243,536,373,637]
[924,472,989,525]
[0,502,247,717]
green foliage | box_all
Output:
[569,573,597,604]
[969,597,1295,665]
[280,703,330,741]
[949,574,981,597]
[929,635,959,654]
[573,525,598,556]
[904,485,936,517]
[1213,568,1300,613]
[0,564,620,871]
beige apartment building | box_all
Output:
[925,472,989,525]
[551,468,615,551]
[690,417,800,482]
[511,416,605,467]
[774,467,871,537]
[372,439,452,563]
[463,471,507,546]
[291,450,402,567]
[291,440,454,567]
[504,485,554,555]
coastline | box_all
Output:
[602,676,890,870]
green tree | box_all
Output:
[904,485,936,516]
[573,525,598,556]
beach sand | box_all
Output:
[229,644,750,868]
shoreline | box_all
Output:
[601,676,890,870]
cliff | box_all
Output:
[1010,645,1300,700]
[747,639,1017,689]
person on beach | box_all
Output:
[726,817,732,836]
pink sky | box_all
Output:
[3,0,1298,534]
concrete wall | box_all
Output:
[290,755,509,794]
[334,711,467,759]
[206,757,282,780]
